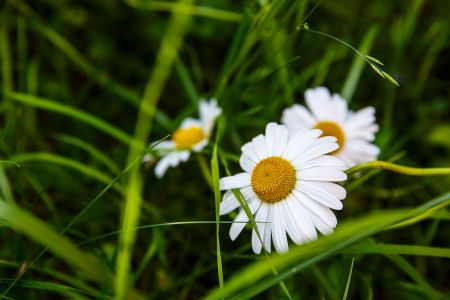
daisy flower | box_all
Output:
[150,99,222,178]
[281,87,380,168]
[219,122,347,254]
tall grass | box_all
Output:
[1,0,449,299]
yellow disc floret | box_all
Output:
[251,156,296,203]
[172,126,206,149]
[314,121,346,154]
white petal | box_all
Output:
[199,99,222,136]
[293,189,337,228]
[154,151,190,178]
[229,198,261,240]
[241,142,259,164]
[191,139,208,152]
[296,181,343,210]
[297,167,347,182]
[179,117,202,129]
[219,173,251,190]
[220,190,240,215]
[251,134,269,160]
[305,87,332,120]
[344,107,376,132]
[330,94,348,124]
[303,203,334,236]
[296,155,346,171]
[284,129,322,161]
[264,205,273,253]
[292,136,339,166]
[251,203,269,254]
[281,104,317,130]
[239,154,256,173]
[285,197,318,242]
[342,140,380,166]
[271,202,289,253]
[304,181,346,200]
[152,140,176,151]
[265,123,289,156]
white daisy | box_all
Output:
[151,99,222,178]
[281,87,380,168]
[219,122,347,254]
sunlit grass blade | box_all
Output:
[9,92,133,144]
[203,192,450,299]
[124,0,242,22]
[116,0,193,297]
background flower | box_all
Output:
[282,87,380,168]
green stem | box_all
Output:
[197,154,213,190]
[346,161,450,177]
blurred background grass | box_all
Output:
[0,0,449,299]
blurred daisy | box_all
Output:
[150,99,222,178]
[281,87,380,168]
[219,123,347,254]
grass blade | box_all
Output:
[9,92,133,144]
[342,258,355,300]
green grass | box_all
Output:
[1,0,449,299]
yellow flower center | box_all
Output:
[172,126,206,149]
[314,121,346,154]
[251,156,296,203]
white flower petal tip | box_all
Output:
[281,86,380,168]
[220,122,348,254]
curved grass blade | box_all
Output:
[203,192,450,299]
[10,152,123,193]
[55,134,121,174]
[9,92,133,145]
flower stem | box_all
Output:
[346,161,450,176]
[197,153,213,189]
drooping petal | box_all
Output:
[251,203,269,254]
[271,202,289,253]
[285,197,318,242]
[229,198,261,240]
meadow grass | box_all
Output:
[0,0,449,299]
